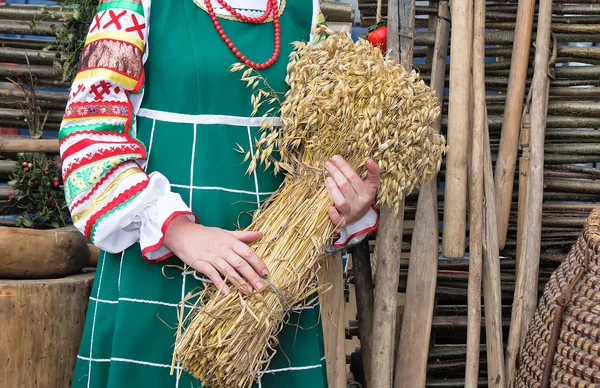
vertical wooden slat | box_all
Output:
[494,0,537,249]
[394,1,449,386]
[442,0,473,258]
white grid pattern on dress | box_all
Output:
[81,113,324,384]
[87,251,107,388]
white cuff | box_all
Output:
[327,206,379,253]
[139,174,196,261]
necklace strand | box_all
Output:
[204,0,281,69]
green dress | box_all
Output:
[62,1,329,387]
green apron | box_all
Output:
[72,1,328,387]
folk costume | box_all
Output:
[60,0,378,387]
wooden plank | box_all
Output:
[394,1,449,386]
[319,254,346,388]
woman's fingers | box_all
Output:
[328,206,346,227]
[228,230,263,243]
[365,158,381,194]
[325,159,358,200]
[325,176,351,215]
[212,257,251,294]
[223,249,265,291]
[230,238,269,277]
[194,261,230,295]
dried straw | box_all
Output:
[174,31,446,388]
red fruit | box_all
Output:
[31,225,37,229]
[23,167,29,172]
[44,168,49,173]
[33,180,39,185]
[51,160,57,166]
[367,23,388,53]
[22,162,28,167]
[28,207,34,212]
[53,176,60,181]
[6,193,13,200]
[53,181,60,188]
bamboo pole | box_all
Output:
[442,0,473,258]
[494,0,536,250]
[370,0,408,384]
[465,0,484,383]
[350,240,374,387]
[394,1,448,386]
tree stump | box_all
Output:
[0,272,95,388]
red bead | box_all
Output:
[232,48,239,54]
[249,61,257,68]
[236,52,243,58]
[240,55,247,62]
[225,37,231,45]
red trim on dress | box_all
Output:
[141,211,198,263]
[63,143,146,179]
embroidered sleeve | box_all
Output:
[59,0,195,261]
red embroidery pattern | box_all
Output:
[63,143,145,180]
[126,14,146,40]
[90,10,107,33]
[90,80,113,100]
[104,10,127,30]
[84,179,150,239]
[64,101,129,119]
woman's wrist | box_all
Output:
[164,214,196,252]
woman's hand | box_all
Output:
[324,155,380,227]
[164,216,267,295]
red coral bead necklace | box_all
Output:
[204,0,281,70]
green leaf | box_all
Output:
[14,217,22,227]
[51,222,59,229]
[7,180,16,186]
[23,218,33,227]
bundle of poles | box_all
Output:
[350,0,599,386]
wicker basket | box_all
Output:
[516,208,600,387]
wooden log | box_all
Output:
[350,240,373,387]
[494,0,536,250]
[0,108,65,122]
[543,178,600,194]
[0,63,62,79]
[319,254,346,388]
[0,227,89,279]
[413,30,600,46]
[0,37,57,50]
[0,88,69,103]
[394,1,448,386]
[442,0,473,258]
[0,138,59,153]
[370,0,407,385]
[0,118,61,131]
[0,4,71,21]
[0,272,95,388]
[0,46,57,65]
[488,21,600,34]
[0,20,59,36]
